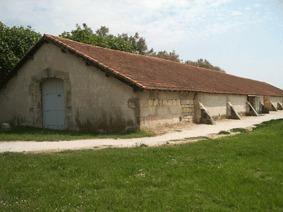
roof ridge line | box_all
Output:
[47,35,231,72]
[51,35,266,81]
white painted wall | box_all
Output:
[227,95,247,115]
[197,93,247,118]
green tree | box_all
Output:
[96,26,109,37]
[60,24,148,54]
[0,22,41,87]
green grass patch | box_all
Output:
[0,120,283,211]
[0,127,154,141]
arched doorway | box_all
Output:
[41,78,65,129]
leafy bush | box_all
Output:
[0,22,41,87]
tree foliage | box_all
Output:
[60,24,180,62]
[60,24,148,54]
[185,58,225,72]
[0,22,41,86]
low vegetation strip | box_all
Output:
[0,127,154,141]
[0,120,283,211]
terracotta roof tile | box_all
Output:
[8,34,283,97]
[46,35,283,96]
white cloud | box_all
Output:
[0,0,282,88]
[0,0,275,50]
[231,11,243,16]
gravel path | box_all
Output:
[1,111,283,153]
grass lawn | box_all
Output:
[0,120,283,211]
[0,127,154,141]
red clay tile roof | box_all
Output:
[6,34,283,97]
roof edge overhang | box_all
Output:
[143,87,283,97]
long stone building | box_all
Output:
[0,35,282,132]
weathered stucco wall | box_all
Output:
[196,93,247,119]
[0,42,138,132]
[138,91,195,129]
[0,71,31,126]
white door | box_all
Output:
[42,79,65,129]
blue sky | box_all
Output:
[1,0,282,88]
